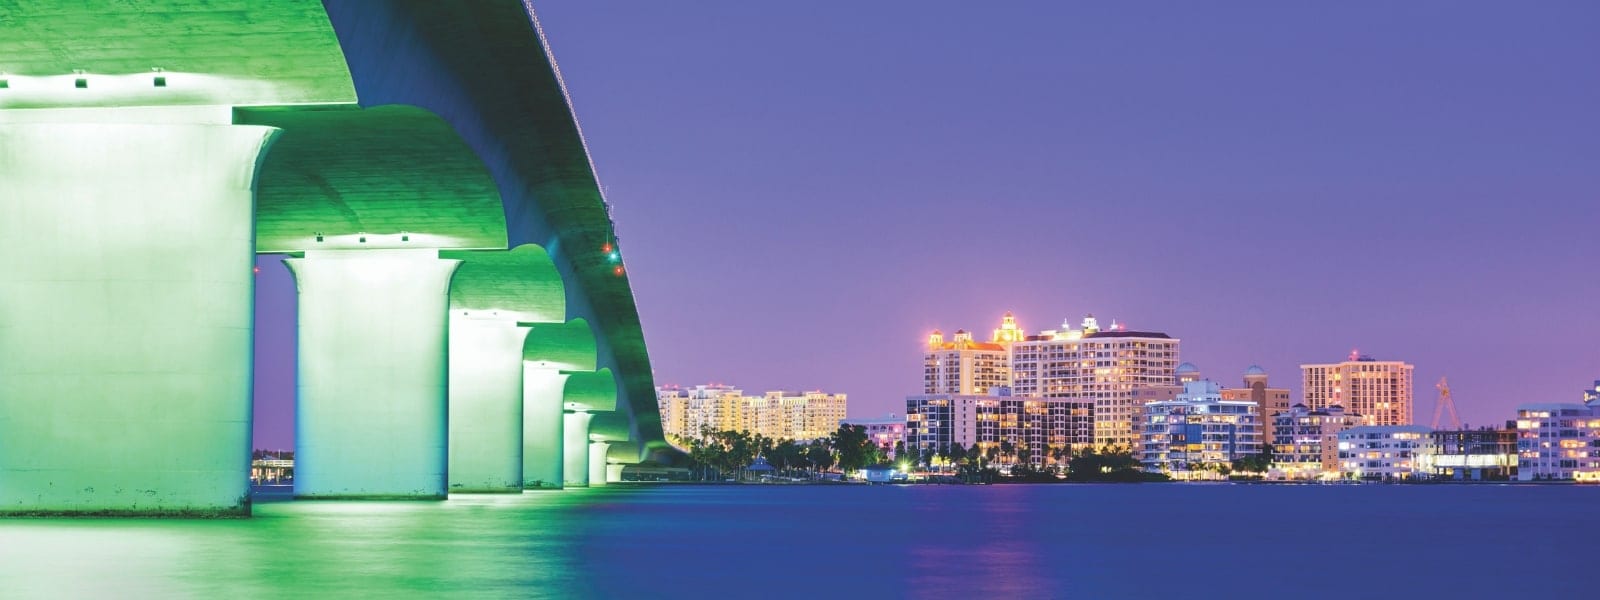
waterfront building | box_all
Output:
[1009,315,1180,452]
[1271,404,1363,480]
[1302,353,1414,426]
[1337,425,1434,480]
[1514,403,1600,482]
[1139,380,1262,480]
[1221,365,1293,443]
[905,389,1091,470]
[842,414,907,458]
[1176,362,1203,384]
[1584,380,1600,404]
[924,323,1013,395]
[1430,426,1517,481]
[656,385,847,445]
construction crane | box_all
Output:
[1433,377,1461,430]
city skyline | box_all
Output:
[253,2,1599,447]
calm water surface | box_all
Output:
[0,484,1591,598]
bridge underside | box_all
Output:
[0,1,672,516]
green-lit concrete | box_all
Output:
[446,319,530,493]
[523,368,568,489]
[587,441,611,488]
[0,117,276,515]
[0,1,356,110]
[242,106,507,253]
[524,319,599,373]
[286,249,460,499]
[443,244,568,492]
[562,412,593,488]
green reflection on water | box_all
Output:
[0,492,604,597]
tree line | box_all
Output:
[681,424,888,481]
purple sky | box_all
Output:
[253,2,1599,448]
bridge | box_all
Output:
[0,1,671,515]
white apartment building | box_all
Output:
[1009,315,1180,451]
[1139,380,1261,480]
[924,328,1011,396]
[1514,403,1600,482]
[1271,403,1363,480]
[1302,353,1414,427]
[1337,425,1433,480]
[842,414,907,458]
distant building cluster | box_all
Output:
[656,384,846,445]
[898,311,1600,482]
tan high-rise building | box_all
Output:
[1009,314,1180,452]
[923,312,1021,395]
[1301,353,1414,426]
[1221,365,1293,443]
[656,385,846,446]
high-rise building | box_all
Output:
[1301,353,1414,426]
[923,319,1014,396]
[1271,403,1363,479]
[1514,403,1600,482]
[655,385,846,445]
[1139,380,1262,479]
[1009,315,1180,451]
[1221,365,1293,443]
[905,389,1092,469]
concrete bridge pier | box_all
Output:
[447,318,531,493]
[587,440,611,488]
[0,119,276,516]
[523,367,568,489]
[563,411,594,487]
[286,249,460,499]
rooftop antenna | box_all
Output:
[1432,377,1461,430]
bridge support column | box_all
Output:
[523,368,567,489]
[286,249,460,499]
[448,319,531,493]
[0,121,276,516]
[563,411,592,487]
[588,441,611,488]
[606,463,626,484]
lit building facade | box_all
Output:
[1514,403,1600,482]
[1271,404,1363,480]
[924,320,1014,396]
[1221,365,1293,443]
[1337,425,1433,480]
[1584,380,1600,405]
[1009,315,1180,452]
[1139,380,1262,480]
[656,385,846,445]
[1430,426,1517,481]
[905,390,1092,469]
[1302,354,1414,427]
[843,415,907,458]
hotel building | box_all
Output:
[1271,403,1364,480]
[924,324,1014,396]
[1337,425,1433,480]
[1514,403,1600,482]
[1139,380,1262,480]
[1302,353,1414,427]
[656,385,847,446]
[1221,365,1293,442]
[905,389,1092,469]
[1009,315,1181,452]
[1430,426,1518,481]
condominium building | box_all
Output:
[1430,426,1518,481]
[1337,425,1433,481]
[1221,365,1293,442]
[1009,315,1180,451]
[842,414,907,458]
[924,324,1012,395]
[1271,403,1363,480]
[905,389,1092,469]
[1139,380,1262,480]
[1302,353,1414,426]
[656,385,847,446]
[1514,403,1600,482]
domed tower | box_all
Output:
[1176,362,1202,384]
[992,311,1024,344]
[927,329,945,350]
[1244,365,1269,391]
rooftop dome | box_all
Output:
[1175,362,1199,374]
[1244,365,1267,376]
